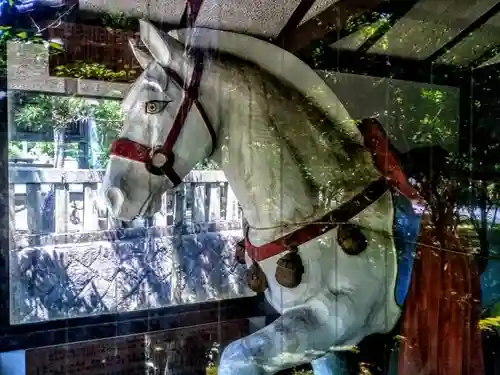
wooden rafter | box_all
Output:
[469,43,500,69]
[281,0,386,53]
[298,45,466,86]
[275,0,316,46]
[425,2,500,63]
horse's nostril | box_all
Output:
[105,187,124,214]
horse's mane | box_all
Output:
[209,52,380,213]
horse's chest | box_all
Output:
[238,191,421,313]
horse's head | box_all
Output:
[101,20,216,221]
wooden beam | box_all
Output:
[9,167,105,184]
[298,44,467,86]
[425,2,500,63]
[282,0,386,53]
[469,43,500,69]
[275,0,316,47]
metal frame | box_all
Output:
[275,0,316,47]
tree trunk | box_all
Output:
[42,125,66,233]
[53,126,66,168]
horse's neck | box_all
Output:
[200,58,379,245]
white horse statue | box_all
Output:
[101,20,490,375]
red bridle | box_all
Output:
[109,53,216,188]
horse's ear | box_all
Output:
[139,19,172,67]
[128,39,153,69]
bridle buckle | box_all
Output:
[146,146,175,177]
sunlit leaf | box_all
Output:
[49,42,64,51]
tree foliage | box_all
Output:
[14,93,93,130]
[12,93,123,166]
[10,92,220,169]
[54,61,137,82]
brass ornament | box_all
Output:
[337,223,367,255]
[151,151,168,168]
[275,247,304,288]
[234,239,246,264]
[246,261,268,293]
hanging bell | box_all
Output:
[337,223,367,255]
[246,261,268,293]
[275,247,304,288]
[234,239,246,265]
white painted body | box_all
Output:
[101,21,402,374]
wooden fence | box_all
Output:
[10,167,242,240]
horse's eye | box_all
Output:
[337,223,367,255]
[145,100,170,114]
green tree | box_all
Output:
[14,94,92,167]
[12,92,220,169]
[13,93,123,167]
[88,99,124,166]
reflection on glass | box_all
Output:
[8,91,249,324]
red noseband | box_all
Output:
[109,53,216,188]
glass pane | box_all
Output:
[8,88,251,324]
[4,5,500,374]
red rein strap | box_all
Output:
[110,58,215,188]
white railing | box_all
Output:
[10,167,242,241]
